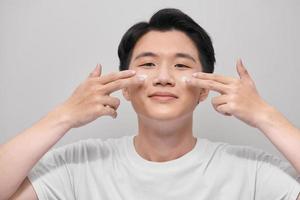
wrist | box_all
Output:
[255,103,281,131]
[44,104,74,133]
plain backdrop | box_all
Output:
[0,0,299,162]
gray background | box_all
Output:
[1,0,299,162]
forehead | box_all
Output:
[131,30,200,62]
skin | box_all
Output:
[123,30,300,173]
[0,30,299,199]
[0,68,144,199]
[188,59,300,176]
[122,30,208,162]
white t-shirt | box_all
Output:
[28,135,300,200]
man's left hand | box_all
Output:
[187,59,272,128]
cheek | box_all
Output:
[127,71,148,95]
[177,75,201,102]
[136,70,149,81]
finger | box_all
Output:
[98,96,120,110]
[192,72,234,84]
[186,78,229,94]
[211,95,229,107]
[102,105,118,118]
[102,75,145,94]
[216,104,232,116]
[99,70,136,85]
[236,58,251,80]
[89,64,102,78]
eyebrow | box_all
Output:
[134,52,158,60]
[175,53,196,63]
[134,52,197,63]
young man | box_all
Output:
[1,8,300,200]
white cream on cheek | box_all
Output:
[136,74,148,81]
[180,76,192,85]
[135,71,192,85]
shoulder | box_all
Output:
[201,138,280,162]
[43,135,130,164]
[200,138,298,178]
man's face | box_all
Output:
[123,30,209,121]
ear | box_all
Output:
[122,88,131,101]
[198,88,209,103]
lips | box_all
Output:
[148,92,178,101]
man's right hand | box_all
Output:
[57,64,140,129]
[1,64,142,200]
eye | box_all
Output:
[139,63,155,68]
[175,64,190,69]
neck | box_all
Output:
[134,114,197,162]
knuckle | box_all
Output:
[96,85,107,93]
[207,80,214,85]
[85,82,96,92]
[207,80,214,88]
[95,104,104,114]
[228,102,236,110]
[93,94,103,103]
[224,85,231,93]
[109,72,120,80]
[115,80,123,87]
[106,107,115,116]
[86,78,95,85]
[90,84,98,93]
[105,72,115,78]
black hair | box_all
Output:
[118,8,215,73]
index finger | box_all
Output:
[192,72,235,84]
[96,70,137,85]
[102,75,145,94]
[186,77,229,94]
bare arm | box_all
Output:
[256,106,300,174]
[8,178,38,200]
[0,65,139,200]
[0,107,71,200]
[190,59,300,174]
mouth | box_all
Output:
[148,92,178,101]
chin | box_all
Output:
[139,107,193,122]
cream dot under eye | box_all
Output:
[180,76,191,83]
[136,74,148,81]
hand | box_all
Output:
[187,59,271,128]
[57,64,142,128]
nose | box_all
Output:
[152,66,175,87]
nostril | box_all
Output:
[152,73,176,86]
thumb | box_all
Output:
[89,64,102,78]
[236,58,250,80]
